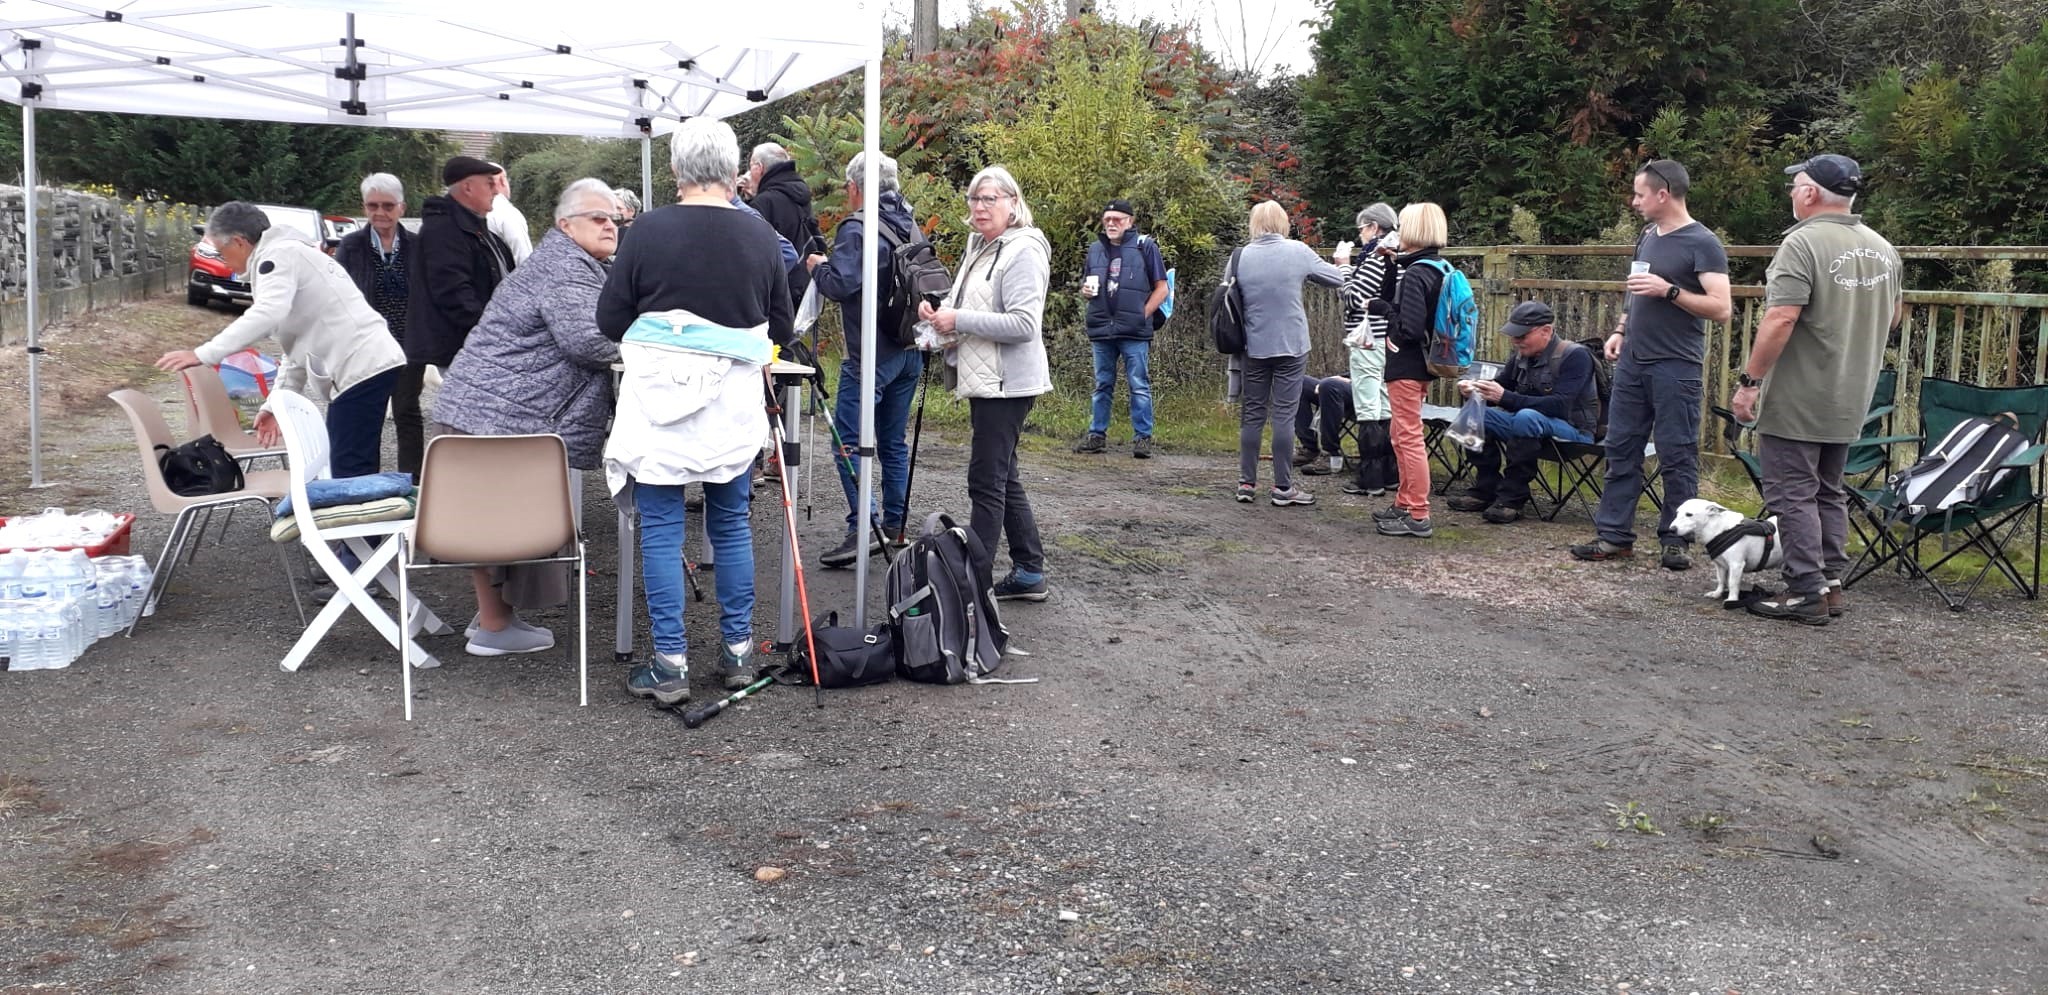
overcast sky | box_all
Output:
[881,0,1328,77]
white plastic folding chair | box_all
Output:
[266,389,452,673]
[396,433,588,720]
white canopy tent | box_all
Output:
[3,0,895,622]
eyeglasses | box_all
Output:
[968,194,1009,207]
[568,211,625,226]
[363,201,400,212]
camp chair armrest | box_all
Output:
[1999,443,2047,469]
[1848,433,1917,452]
[1861,403,1896,425]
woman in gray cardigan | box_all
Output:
[432,177,623,656]
[1234,200,1346,506]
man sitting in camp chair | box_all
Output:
[1445,301,1599,524]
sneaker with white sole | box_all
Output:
[465,620,556,656]
[992,571,1049,602]
[1376,515,1434,538]
[626,653,689,707]
[1270,487,1316,506]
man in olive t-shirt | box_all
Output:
[1733,154,1902,626]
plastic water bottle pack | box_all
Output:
[0,551,153,672]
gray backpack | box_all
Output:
[884,512,1012,684]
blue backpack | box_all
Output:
[1413,258,1477,377]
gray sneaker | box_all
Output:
[1376,515,1434,538]
[465,619,557,656]
[465,612,544,640]
[1372,504,1409,522]
[1132,436,1152,459]
[1072,432,1107,454]
[1270,486,1316,506]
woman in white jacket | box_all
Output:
[156,201,405,478]
[916,165,1053,602]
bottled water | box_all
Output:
[0,551,24,600]
[0,601,16,668]
[16,553,52,600]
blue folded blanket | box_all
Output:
[274,471,416,519]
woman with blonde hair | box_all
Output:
[1371,201,1452,538]
[1231,199,1345,506]
[916,165,1055,601]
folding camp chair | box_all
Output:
[1846,378,2048,611]
[266,389,452,672]
[395,433,588,721]
[1424,362,1503,493]
[1712,369,1900,501]
[108,389,296,633]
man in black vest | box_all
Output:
[1074,199,1169,458]
[403,155,513,478]
[1447,301,1599,524]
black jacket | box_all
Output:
[751,160,823,304]
[1385,247,1444,384]
[405,195,512,367]
[334,224,414,340]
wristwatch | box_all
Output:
[1737,373,1762,389]
[1664,285,1682,302]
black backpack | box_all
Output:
[1209,246,1247,355]
[155,435,243,496]
[885,512,1008,684]
[1577,336,1615,441]
[879,216,954,349]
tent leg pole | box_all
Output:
[641,135,653,210]
[23,100,45,489]
[850,58,881,629]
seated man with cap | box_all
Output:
[1446,300,1600,523]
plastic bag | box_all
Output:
[794,282,822,336]
[216,348,278,399]
[1447,389,1487,451]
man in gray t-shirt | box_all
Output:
[1570,159,1734,570]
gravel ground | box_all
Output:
[2,296,2046,994]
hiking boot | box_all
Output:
[819,531,880,569]
[1072,432,1107,454]
[1132,436,1152,459]
[1748,590,1831,626]
[685,489,704,511]
[1569,539,1633,561]
[1661,543,1692,571]
[1729,584,1778,610]
[1824,578,1845,617]
[1291,444,1318,468]
[1446,494,1492,513]
[1270,486,1316,506]
[465,619,556,657]
[993,571,1050,602]
[1372,504,1409,522]
[1482,503,1523,525]
[1235,482,1256,504]
[885,526,912,549]
[1376,514,1434,538]
[626,654,690,707]
[1343,482,1384,496]
[718,641,756,690]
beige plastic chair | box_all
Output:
[396,433,588,720]
[108,388,296,634]
[180,363,287,466]
[265,389,451,675]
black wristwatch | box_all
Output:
[1737,373,1762,389]
[1664,285,1682,302]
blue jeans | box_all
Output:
[1594,360,1702,546]
[1088,339,1154,438]
[635,478,754,656]
[832,351,924,532]
[1468,407,1591,507]
[1483,407,1592,444]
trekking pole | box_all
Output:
[764,369,826,705]
[897,353,935,541]
[679,672,776,728]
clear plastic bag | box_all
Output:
[794,283,822,336]
[1447,389,1487,451]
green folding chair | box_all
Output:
[1712,368,1899,499]
[1845,378,2048,611]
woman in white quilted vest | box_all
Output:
[915,165,1053,603]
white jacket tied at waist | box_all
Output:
[604,309,773,497]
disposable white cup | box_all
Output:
[1629,261,1652,276]
[1083,275,1100,296]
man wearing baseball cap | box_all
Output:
[1734,154,1901,625]
[1074,198,1169,458]
[1446,300,1600,524]
[401,155,515,477]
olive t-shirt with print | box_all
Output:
[1758,213,1901,443]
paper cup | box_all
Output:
[1629,261,1651,276]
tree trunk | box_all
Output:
[913,0,939,57]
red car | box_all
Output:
[187,206,352,308]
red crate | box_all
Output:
[0,513,136,557]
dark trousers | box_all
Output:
[1239,354,1308,491]
[1352,420,1399,493]
[1469,437,1544,507]
[967,396,1044,575]
[328,368,399,479]
[1594,360,1701,546]
[1294,376,1355,458]
[1759,435,1850,596]
[391,362,430,479]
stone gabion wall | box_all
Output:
[0,185,206,342]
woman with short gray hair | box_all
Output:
[1335,201,1401,496]
[597,118,794,708]
[156,201,406,477]
[1232,199,1345,507]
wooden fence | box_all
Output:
[1302,244,2048,456]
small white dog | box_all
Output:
[1670,498,1784,608]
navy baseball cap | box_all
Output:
[1784,154,1863,196]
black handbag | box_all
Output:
[786,611,896,688]
[154,435,244,496]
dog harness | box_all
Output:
[1703,518,1778,563]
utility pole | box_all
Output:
[913,0,939,57]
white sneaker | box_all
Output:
[464,620,557,656]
